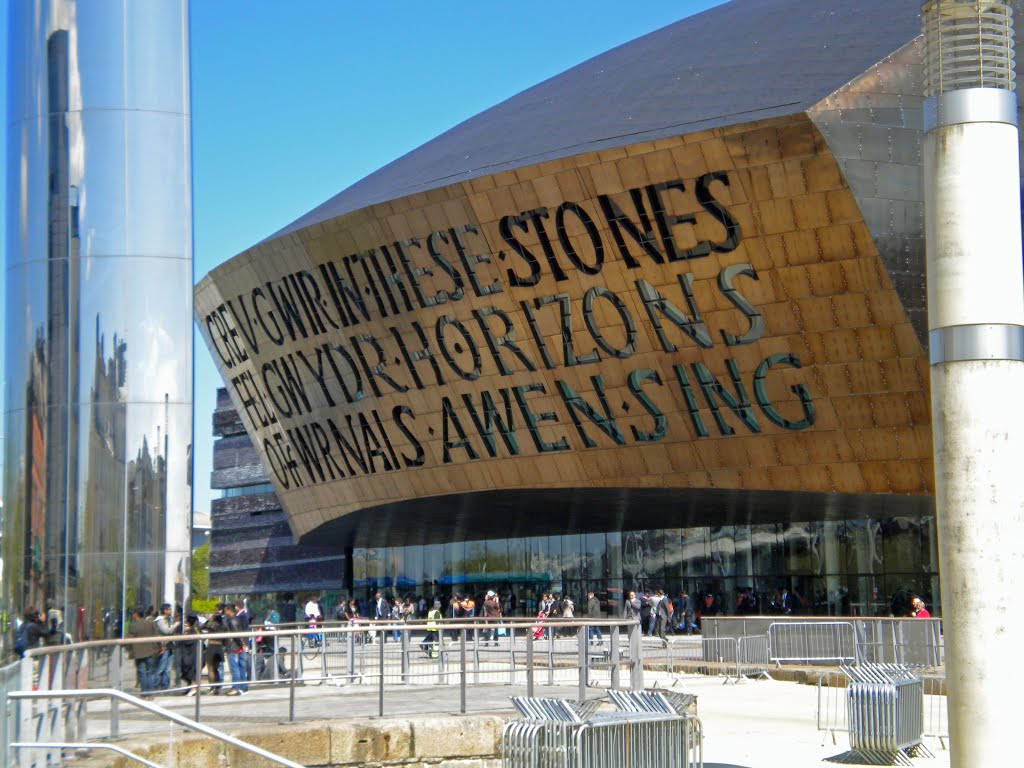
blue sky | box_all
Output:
[2,0,726,524]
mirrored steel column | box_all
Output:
[3,0,193,640]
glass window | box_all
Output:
[507,537,528,582]
[561,534,583,582]
[783,523,813,576]
[681,527,709,581]
[662,529,684,581]
[710,526,736,578]
[584,532,606,581]
[751,523,781,577]
[443,541,466,585]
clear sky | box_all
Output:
[2,0,727,527]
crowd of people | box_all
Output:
[9,584,935,691]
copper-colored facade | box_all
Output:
[196,1,957,612]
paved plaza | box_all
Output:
[80,657,950,768]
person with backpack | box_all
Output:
[14,607,54,657]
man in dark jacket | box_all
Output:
[127,608,161,695]
[655,590,673,647]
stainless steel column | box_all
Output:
[3,1,193,633]
[922,3,1024,765]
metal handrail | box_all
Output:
[22,617,642,658]
[11,742,162,768]
[9,688,306,768]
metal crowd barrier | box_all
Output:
[842,664,928,766]
[666,637,770,684]
[921,676,948,749]
[503,693,703,768]
[767,621,857,666]
[853,619,944,670]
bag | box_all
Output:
[497,627,507,637]
[13,623,29,656]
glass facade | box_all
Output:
[3,0,193,639]
[352,516,940,617]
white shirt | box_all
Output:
[304,601,321,619]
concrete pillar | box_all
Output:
[922,3,1024,764]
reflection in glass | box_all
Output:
[347,513,940,616]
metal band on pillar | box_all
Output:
[930,324,1024,364]
[924,88,1018,131]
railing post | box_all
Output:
[347,631,356,681]
[401,627,410,684]
[610,628,620,691]
[288,635,297,723]
[320,630,329,681]
[437,626,445,685]
[508,626,515,685]
[628,621,644,690]
[459,629,467,715]
[547,628,554,686]
[473,624,480,685]
[110,644,122,694]
[526,628,534,698]
[378,630,385,718]
[577,630,587,701]
[194,638,202,722]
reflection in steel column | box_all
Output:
[3,2,193,640]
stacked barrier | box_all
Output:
[841,664,927,765]
[502,693,703,768]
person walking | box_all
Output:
[153,603,180,690]
[482,590,502,645]
[202,605,226,694]
[127,607,161,697]
[655,591,672,647]
[562,595,576,637]
[624,591,641,621]
[223,604,248,695]
[420,600,442,657]
[373,592,391,642]
[586,592,603,645]
[176,615,201,695]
